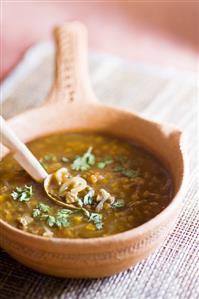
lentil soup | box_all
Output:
[0,132,173,238]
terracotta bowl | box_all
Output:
[0,22,188,278]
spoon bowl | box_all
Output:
[43,168,84,210]
[0,22,188,278]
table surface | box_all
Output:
[0,45,198,299]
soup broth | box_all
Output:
[0,132,173,238]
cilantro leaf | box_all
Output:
[32,203,50,218]
[114,165,124,172]
[121,169,140,178]
[97,159,113,169]
[112,199,125,208]
[89,212,103,230]
[43,154,57,162]
[81,209,103,230]
[37,203,50,213]
[32,204,72,228]
[71,147,95,171]
[114,166,140,178]
[83,189,94,205]
[11,185,33,202]
[32,208,41,218]
[95,222,103,230]
[55,210,71,228]
[47,216,56,227]
[57,209,73,215]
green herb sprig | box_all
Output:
[112,199,125,208]
[97,159,113,169]
[47,209,72,228]
[89,213,103,230]
[32,203,50,218]
[43,154,57,162]
[82,209,103,230]
[114,166,140,178]
[71,147,95,171]
[83,189,95,205]
[11,185,33,202]
[77,190,95,208]
[32,204,72,229]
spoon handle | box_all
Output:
[48,21,97,104]
[0,116,48,182]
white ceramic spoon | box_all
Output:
[0,116,47,181]
[0,116,82,210]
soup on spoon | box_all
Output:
[0,132,173,238]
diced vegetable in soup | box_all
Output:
[0,132,173,238]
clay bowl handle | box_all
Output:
[47,21,97,104]
[0,116,47,182]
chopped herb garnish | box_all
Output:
[122,169,140,178]
[32,208,41,218]
[71,147,95,171]
[112,199,125,208]
[80,209,103,230]
[37,203,50,213]
[97,159,113,169]
[11,185,33,202]
[83,189,94,205]
[54,210,71,228]
[61,156,69,163]
[89,212,103,230]
[114,166,140,178]
[95,222,103,230]
[114,165,124,172]
[32,205,72,228]
[32,203,50,218]
[43,154,57,162]
[47,216,56,227]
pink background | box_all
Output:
[1,2,198,80]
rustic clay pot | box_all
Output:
[0,22,188,278]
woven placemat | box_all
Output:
[0,43,198,299]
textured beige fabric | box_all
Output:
[0,47,198,299]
